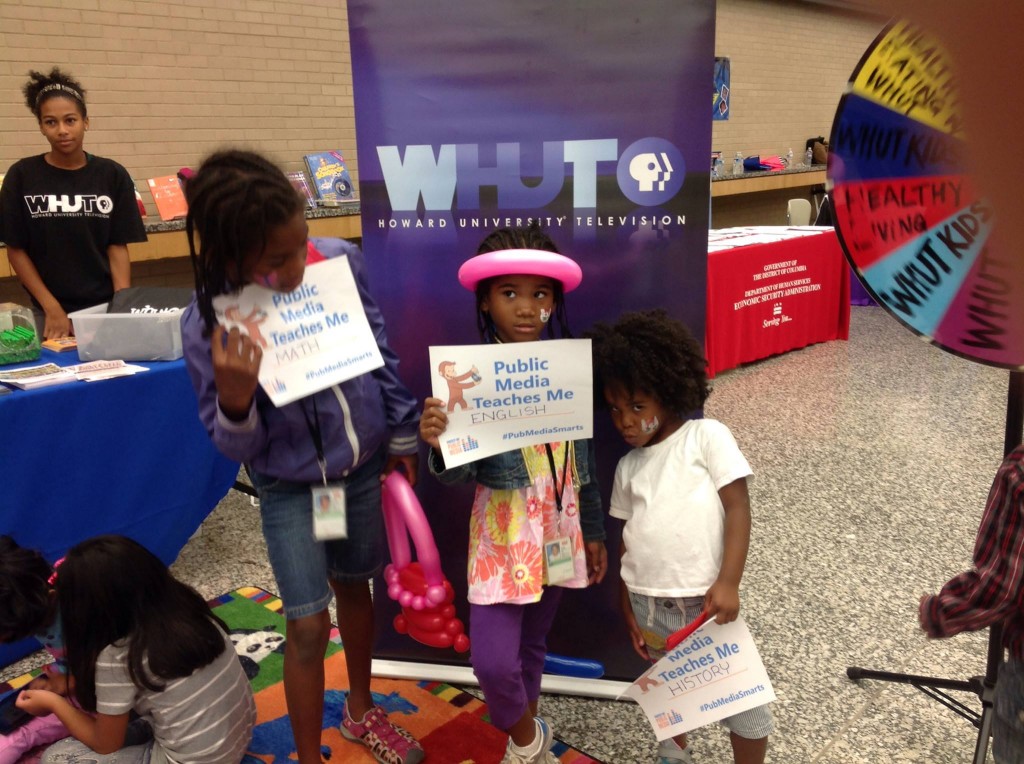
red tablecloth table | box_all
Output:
[705,227,851,377]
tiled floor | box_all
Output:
[5,306,1013,762]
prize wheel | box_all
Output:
[829,20,1024,370]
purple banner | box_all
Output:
[350,0,715,681]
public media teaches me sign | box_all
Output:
[428,339,593,469]
[623,616,776,739]
[213,257,384,407]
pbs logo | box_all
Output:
[617,138,685,206]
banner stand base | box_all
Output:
[371,658,632,701]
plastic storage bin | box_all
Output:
[69,303,183,361]
[0,303,41,366]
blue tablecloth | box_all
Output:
[0,349,239,666]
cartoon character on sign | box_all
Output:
[381,472,470,653]
[438,360,481,412]
[223,305,269,348]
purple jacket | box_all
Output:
[181,237,418,482]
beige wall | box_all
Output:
[0,0,884,220]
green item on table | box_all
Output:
[0,315,41,367]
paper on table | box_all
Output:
[0,363,76,390]
[72,360,149,382]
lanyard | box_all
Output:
[301,398,328,486]
[544,443,570,514]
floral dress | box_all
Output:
[467,442,589,605]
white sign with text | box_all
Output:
[623,616,776,739]
[428,339,592,469]
[213,256,383,407]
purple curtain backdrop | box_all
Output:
[349,0,716,681]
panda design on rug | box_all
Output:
[230,626,286,680]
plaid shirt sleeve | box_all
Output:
[920,447,1024,639]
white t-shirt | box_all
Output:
[609,418,752,597]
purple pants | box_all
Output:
[469,587,563,730]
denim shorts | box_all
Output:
[994,656,1024,764]
[248,447,386,620]
[629,592,774,740]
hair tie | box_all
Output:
[48,557,65,586]
[35,83,84,106]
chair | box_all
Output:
[787,198,812,226]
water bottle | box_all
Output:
[805,147,814,168]
[713,156,724,178]
[786,148,794,168]
[733,152,744,176]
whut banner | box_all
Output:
[623,617,776,739]
[428,339,593,469]
[212,257,383,406]
[349,0,716,682]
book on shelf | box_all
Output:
[286,170,317,209]
[146,175,188,221]
[41,336,78,353]
[303,151,357,205]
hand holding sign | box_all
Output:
[210,325,263,420]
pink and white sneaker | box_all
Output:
[340,702,425,764]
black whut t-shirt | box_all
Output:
[0,154,147,313]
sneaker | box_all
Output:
[657,738,694,764]
[500,717,554,764]
[340,702,425,764]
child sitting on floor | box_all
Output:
[0,536,72,764]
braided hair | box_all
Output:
[472,222,573,342]
[185,150,304,333]
[22,67,87,120]
[587,309,710,416]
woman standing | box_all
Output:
[0,68,146,338]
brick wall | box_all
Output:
[0,0,356,214]
[713,0,883,164]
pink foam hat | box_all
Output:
[457,248,583,292]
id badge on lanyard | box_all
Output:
[544,537,573,584]
[312,484,347,540]
[304,398,348,540]
[544,443,572,584]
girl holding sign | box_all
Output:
[419,225,608,764]
[180,150,424,764]
[588,310,773,764]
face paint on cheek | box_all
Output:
[540,308,552,324]
[640,416,660,435]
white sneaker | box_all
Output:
[500,717,554,764]
[657,738,693,763]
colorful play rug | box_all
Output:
[227,587,604,762]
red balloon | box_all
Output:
[393,615,408,635]
[408,628,454,649]
[405,609,446,632]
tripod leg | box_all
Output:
[972,681,995,764]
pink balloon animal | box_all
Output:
[381,472,470,653]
